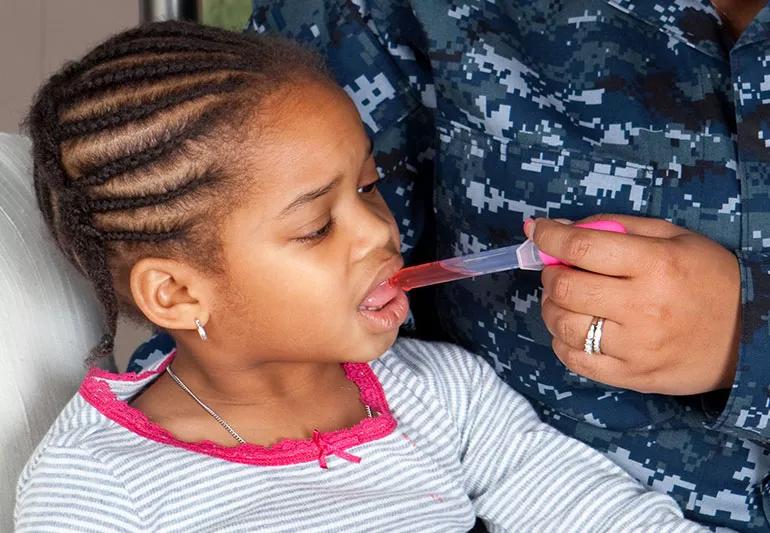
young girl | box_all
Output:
[14,21,705,532]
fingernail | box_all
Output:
[524,218,536,238]
[553,218,574,225]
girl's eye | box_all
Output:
[357,181,378,194]
[296,217,335,244]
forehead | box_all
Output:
[247,80,368,179]
[219,81,370,241]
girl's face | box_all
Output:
[210,80,407,363]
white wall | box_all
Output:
[1,0,151,370]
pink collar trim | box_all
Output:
[79,351,397,468]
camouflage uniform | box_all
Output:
[129,1,770,529]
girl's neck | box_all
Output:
[167,342,344,407]
[130,342,371,447]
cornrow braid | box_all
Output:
[58,75,249,139]
[87,170,217,213]
[73,103,230,187]
[61,58,259,102]
[101,229,184,243]
[24,20,331,365]
[60,21,265,80]
[84,20,259,59]
[69,37,251,76]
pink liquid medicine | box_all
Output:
[389,261,474,291]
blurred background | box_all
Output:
[0,0,251,370]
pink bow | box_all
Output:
[312,429,362,469]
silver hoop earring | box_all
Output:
[194,318,208,341]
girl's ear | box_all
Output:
[129,258,211,332]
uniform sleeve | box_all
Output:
[447,344,708,532]
[15,446,143,532]
[702,250,770,444]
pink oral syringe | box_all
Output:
[388,220,627,291]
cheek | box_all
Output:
[225,247,350,321]
[215,234,397,361]
[217,256,354,355]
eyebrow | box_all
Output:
[277,138,374,219]
[278,174,343,219]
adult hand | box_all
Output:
[525,214,741,395]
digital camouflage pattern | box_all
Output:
[129,1,770,529]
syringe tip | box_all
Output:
[385,276,397,288]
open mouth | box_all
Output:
[359,279,399,311]
[357,257,409,332]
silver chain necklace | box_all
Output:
[165,365,373,445]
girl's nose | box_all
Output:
[349,199,395,263]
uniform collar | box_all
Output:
[606,0,729,61]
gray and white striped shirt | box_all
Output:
[15,338,706,532]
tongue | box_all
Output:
[361,280,399,309]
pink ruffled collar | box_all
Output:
[79,351,397,468]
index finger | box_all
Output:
[577,213,689,239]
[530,218,656,276]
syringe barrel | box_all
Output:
[440,244,525,274]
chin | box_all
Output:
[347,330,399,363]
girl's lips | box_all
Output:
[357,255,407,333]
[357,288,409,333]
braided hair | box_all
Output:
[24,21,330,364]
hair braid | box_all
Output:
[24,20,331,364]
[71,37,249,75]
[62,21,259,79]
[100,229,183,242]
[29,83,67,226]
[59,76,249,140]
[62,58,258,102]
[92,20,259,52]
[87,170,215,213]
[74,103,229,187]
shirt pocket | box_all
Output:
[513,145,664,220]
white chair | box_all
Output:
[0,133,112,532]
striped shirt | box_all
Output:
[15,339,707,532]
